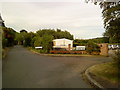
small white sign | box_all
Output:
[76,46,86,50]
[35,46,42,49]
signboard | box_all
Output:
[35,46,42,49]
[76,46,86,50]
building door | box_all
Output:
[68,44,71,50]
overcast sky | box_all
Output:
[0,0,105,39]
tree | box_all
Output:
[20,29,27,33]
[112,50,120,69]
[2,36,8,48]
[15,32,23,45]
[17,30,33,47]
[23,33,31,47]
[36,29,73,40]
[85,0,120,43]
[2,27,16,47]
[86,40,100,54]
[33,36,42,47]
[73,39,89,47]
[101,2,120,43]
[36,29,55,37]
[41,35,54,53]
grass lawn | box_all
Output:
[89,61,120,86]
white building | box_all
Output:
[53,38,73,50]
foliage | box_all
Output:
[15,31,36,47]
[73,37,109,47]
[41,35,54,53]
[2,38,8,48]
[50,50,87,54]
[2,27,16,48]
[23,32,34,47]
[2,24,74,53]
[20,29,28,33]
[34,29,73,53]
[86,0,120,43]
[86,41,100,54]
[50,50,99,55]
[73,39,89,47]
[89,37,109,43]
[15,32,23,44]
[36,29,73,40]
[102,2,120,43]
[33,36,42,47]
[112,50,120,69]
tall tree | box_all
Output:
[2,27,16,47]
[36,29,73,40]
[20,29,28,33]
[102,2,120,43]
[86,0,120,43]
[41,35,54,53]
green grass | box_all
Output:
[89,61,119,84]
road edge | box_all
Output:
[85,65,106,90]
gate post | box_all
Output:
[99,43,108,56]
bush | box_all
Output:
[2,38,8,48]
[50,50,87,54]
[41,35,53,53]
[112,50,120,69]
[86,41,100,55]
[33,36,42,47]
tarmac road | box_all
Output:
[2,45,112,88]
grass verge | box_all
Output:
[89,61,120,88]
[27,47,41,53]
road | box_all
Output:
[2,45,112,88]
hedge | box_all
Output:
[50,50,100,55]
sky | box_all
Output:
[0,0,105,39]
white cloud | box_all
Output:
[0,0,85,2]
[1,1,105,39]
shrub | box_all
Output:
[41,35,53,53]
[50,50,87,54]
[86,41,100,55]
[112,50,120,69]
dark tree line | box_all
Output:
[2,28,73,53]
[73,37,109,47]
[2,26,108,54]
[2,27,16,48]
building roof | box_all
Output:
[53,38,73,41]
